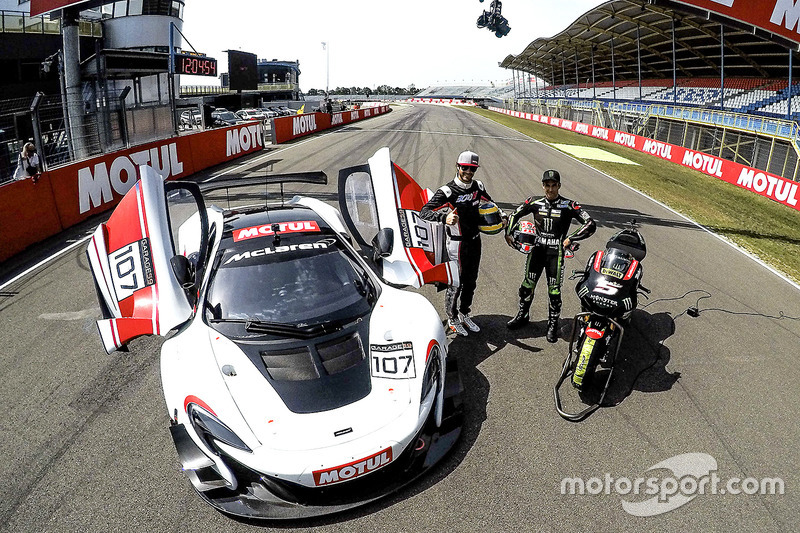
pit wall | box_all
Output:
[489,107,800,212]
[0,121,264,262]
[271,105,391,144]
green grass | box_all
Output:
[466,106,800,283]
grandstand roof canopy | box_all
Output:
[501,0,800,85]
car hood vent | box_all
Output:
[317,334,364,375]
[239,319,372,413]
[262,347,320,381]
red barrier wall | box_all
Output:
[0,121,263,262]
[490,107,800,212]
[272,106,391,144]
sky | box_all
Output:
[179,0,605,91]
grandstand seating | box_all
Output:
[414,77,800,121]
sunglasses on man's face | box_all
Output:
[458,165,477,172]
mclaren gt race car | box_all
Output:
[86,148,463,519]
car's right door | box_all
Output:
[338,147,459,289]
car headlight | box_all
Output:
[187,403,252,453]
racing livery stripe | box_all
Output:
[426,339,438,362]
[90,231,119,316]
[593,251,604,272]
[184,395,217,417]
[391,166,424,286]
[135,183,159,335]
[623,259,639,280]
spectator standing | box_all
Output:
[14,142,41,183]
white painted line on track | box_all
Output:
[0,234,92,292]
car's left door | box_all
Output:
[86,165,209,353]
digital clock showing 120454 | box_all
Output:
[174,54,217,76]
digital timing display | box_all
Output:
[174,54,217,77]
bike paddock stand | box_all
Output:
[554,313,625,422]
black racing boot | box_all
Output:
[507,287,533,329]
[546,313,560,343]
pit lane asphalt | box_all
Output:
[1,103,798,532]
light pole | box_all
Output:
[321,41,329,95]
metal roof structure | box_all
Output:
[500,0,800,86]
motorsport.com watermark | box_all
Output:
[560,453,785,517]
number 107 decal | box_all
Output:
[369,342,416,379]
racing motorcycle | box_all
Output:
[554,222,650,421]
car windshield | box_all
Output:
[215,112,237,120]
[205,232,374,328]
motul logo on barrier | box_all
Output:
[642,139,673,160]
[293,114,318,136]
[575,124,590,134]
[681,150,723,177]
[614,132,636,148]
[561,120,574,130]
[78,143,184,214]
[332,113,344,125]
[233,220,320,242]
[737,168,799,205]
[313,447,393,486]
[592,127,609,140]
[226,123,263,157]
[771,0,800,33]
[350,111,359,120]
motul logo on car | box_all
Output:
[737,168,799,205]
[614,132,636,148]
[592,127,609,140]
[313,447,393,486]
[681,150,723,177]
[78,142,184,214]
[293,114,318,136]
[226,124,263,156]
[233,220,320,242]
[642,139,673,160]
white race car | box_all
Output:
[86,147,463,519]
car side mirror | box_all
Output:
[371,228,393,261]
[170,255,195,290]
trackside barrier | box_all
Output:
[271,106,391,144]
[404,98,476,106]
[490,107,800,212]
[0,121,264,262]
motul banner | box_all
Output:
[667,0,800,45]
[272,106,391,144]
[0,122,262,262]
[489,107,800,211]
[30,0,90,17]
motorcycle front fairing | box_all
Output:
[576,249,642,319]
